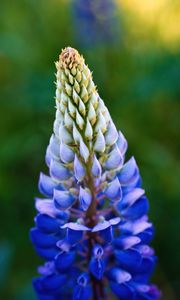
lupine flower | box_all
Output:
[30,47,161,300]
[72,0,119,46]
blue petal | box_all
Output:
[115,248,142,272]
[73,285,91,300]
[38,173,61,197]
[92,220,111,232]
[35,213,62,233]
[116,131,128,156]
[30,228,59,248]
[54,189,75,210]
[120,217,152,235]
[60,142,75,163]
[33,277,45,295]
[119,188,145,209]
[100,227,113,244]
[110,281,135,300]
[61,223,90,245]
[134,283,161,300]
[89,257,105,279]
[105,145,123,170]
[135,256,157,275]
[73,273,91,300]
[80,139,90,162]
[79,186,92,211]
[108,267,132,284]
[138,227,154,244]
[121,196,149,220]
[49,134,60,158]
[114,236,141,250]
[35,246,59,260]
[93,244,104,258]
[91,155,102,177]
[38,262,55,276]
[105,120,118,146]
[104,177,122,200]
[109,217,121,226]
[55,251,76,272]
[41,274,67,293]
[118,157,138,185]
[92,217,120,232]
[35,198,69,219]
[50,160,71,181]
[61,222,90,231]
[74,154,86,181]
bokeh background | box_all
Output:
[0,0,180,299]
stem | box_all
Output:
[85,165,107,300]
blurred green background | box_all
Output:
[0,0,180,299]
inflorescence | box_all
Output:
[30,47,161,300]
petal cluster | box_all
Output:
[30,47,161,300]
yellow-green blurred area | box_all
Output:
[0,0,180,299]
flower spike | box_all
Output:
[30,47,161,300]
